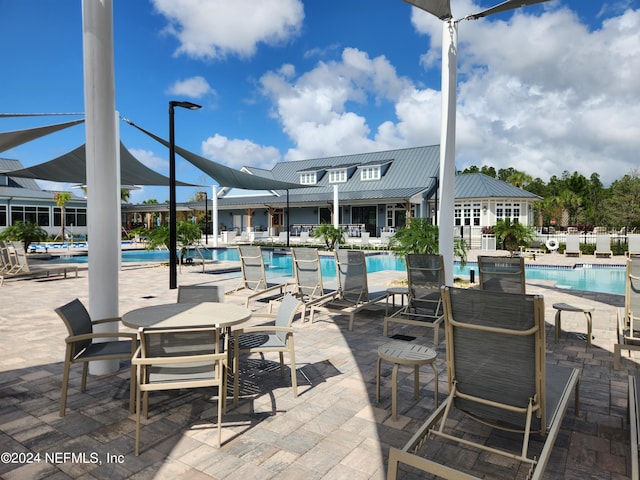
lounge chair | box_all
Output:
[477,255,526,294]
[629,374,639,480]
[229,246,290,307]
[387,287,580,480]
[55,298,138,417]
[358,231,370,249]
[233,293,302,407]
[133,325,227,454]
[310,249,389,331]
[383,254,445,344]
[0,241,78,287]
[595,234,613,258]
[615,258,640,369]
[628,234,640,258]
[564,234,581,257]
[0,241,22,276]
[290,247,336,322]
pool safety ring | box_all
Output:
[546,238,559,251]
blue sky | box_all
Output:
[1,0,638,203]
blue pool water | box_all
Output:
[53,248,625,295]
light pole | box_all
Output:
[202,190,208,245]
[169,100,201,289]
[402,0,550,285]
[430,175,438,226]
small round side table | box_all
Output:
[376,342,438,420]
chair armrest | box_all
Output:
[66,332,138,343]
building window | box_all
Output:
[54,207,87,227]
[328,169,347,183]
[496,202,520,222]
[299,172,317,185]
[10,206,50,227]
[0,205,6,227]
[454,203,462,226]
[473,203,481,226]
[360,166,380,181]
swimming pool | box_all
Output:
[52,248,626,295]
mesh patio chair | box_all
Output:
[628,234,640,258]
[176,285,226,352]
[477,255,526,294]
[629,374,640,480]
[290,247,335,322]
[55,298,138,417]
[133,326,227,454]
[564,235,581,257]
[310,249,389,331]
[233,293,302,407]
[595,234,613,258]
[383,254,445,344]
[229,246,291,307]
[387,287,580,480]
[615,258,640,369]
[5,241,78,283]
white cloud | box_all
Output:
[128,148,168,172]
[201,133,281,169]
[151,0,304,60]
[166,76,215,99]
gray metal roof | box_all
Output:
[0,159,43,190]
[455,173,541,200]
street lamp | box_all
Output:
[429,175,439,226]
[402,0,550,285]
[201,190,208,245]
[169,100,201,289]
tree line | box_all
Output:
[461,165,640,231]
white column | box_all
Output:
[439,20,458,286]
[212,185,219,247]
[333,184,339,228]
[82,0,120,374]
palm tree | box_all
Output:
[54,192,73,241]
[0,221,48,251]
[493,219,535,255]
[311,223,345,251]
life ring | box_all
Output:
[545,238,559,251]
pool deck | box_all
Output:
[0,249,637,479]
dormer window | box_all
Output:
[360,166,381,181]
[300,172,317,185]
[328,169,347,183]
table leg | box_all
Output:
[585,312,593,348]
[554,310,561,343]
[392,363,399,420]
[376,356,382,403]
[431,362,438,408]
[413,365,419,400]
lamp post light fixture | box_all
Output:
[401,0,549,285]
[202,190,208,245]
[169,100,201,290]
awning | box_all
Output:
[5,142,196,186]
[124,118,308,191]
[0,119,85,153]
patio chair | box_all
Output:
[477,255,526,294]
[383,254,445,344]
[55,298,138,417]
[387,287,580,480]
[309,249,389,331]
[133,326,227,454]
[595,234,613,258]
[0,241,22,276]
[564,234,581,257]
[358,231,370,249]
[629,374,640,480]
[290,247,336,322]
[1,241,78,286]
[177,284,225,303]
[229,246,290,307]
[233,293,302,407]
[615,258,640,369]
[628,234,640,258]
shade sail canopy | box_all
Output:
[125,119,308,191]
[5,142,195,186]
[466,0,550,20]
[0,119,85,153]
[402,0,452,20]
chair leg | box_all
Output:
[129,364,136,414]
[81,362,89,392]
[217,363,224,447]
[289,342,297,398]
[233,341,240,409]
[60,358,72,417]
[135,385,142,455]
[279,352,285,377]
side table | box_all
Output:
[553,302,595,347]
[385,286,409,315]
[376,342,438,420]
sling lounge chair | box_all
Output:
[615,258,640,369]
[383,254,444,344]
[310,249,389,331]
[229,246,290,307]
[290,247,335,322]
[595,234,613,258]
[628,234,640,258]
[629,374,640,480]
[387,287,580,480]
[1,241,78,287]
[564,235,581,257]
[477,255,526,294]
